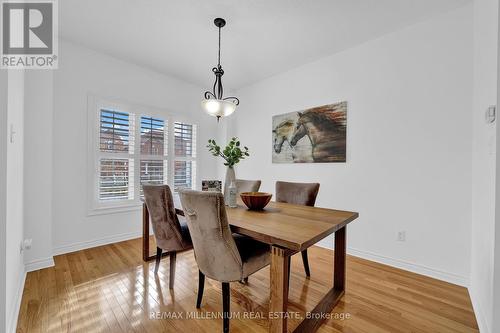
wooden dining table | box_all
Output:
[142,200,359,333]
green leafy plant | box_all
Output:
[207,137,250,168]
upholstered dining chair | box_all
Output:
[235,179,261,195]
[143,185,193,289]
[276,181,320,278]
[234,179,262,284]
[179,189,270,333]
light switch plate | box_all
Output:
[485,105,496,124]
[9,124,15,143]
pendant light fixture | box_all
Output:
[201,18,239,122]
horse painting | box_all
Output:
[273,120,295,154]
[272,115,313,163]
[272,102,346,163]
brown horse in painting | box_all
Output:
[290,104,346,162]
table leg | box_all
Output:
[142,203,150,262]
[269,245,291,333]
[334,226,346,291]
[292,226,346,333]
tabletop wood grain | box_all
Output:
[226,201,358,251]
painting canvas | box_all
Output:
[272,102,347,163]
[202,180,222,192]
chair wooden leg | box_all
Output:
[169,252,177,289]
[243,277,249,284]
[196,270,205,308]
[301,249,311,277]
[154,247,162,274]
[222,282,230,333]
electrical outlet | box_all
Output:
[20,239,33,253]
[397,231,406,242]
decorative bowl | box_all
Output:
[240,192,272,210]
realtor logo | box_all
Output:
[1,0,58,69]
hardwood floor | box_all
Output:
[16,237,478,333]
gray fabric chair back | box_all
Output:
[235,179,262,195]
[143,185,190,251]
[179,190,243,282]
[275,181,320,206]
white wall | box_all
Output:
[51,40,219,254]
[470,0,499,331]
[0,69,8,333]
[494,103,500,330]
[232,6,473,285]
[23,71,54,271]
[493,3,500,330]
[5,70,25,333]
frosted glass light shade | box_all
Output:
[201,99,237,118]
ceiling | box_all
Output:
[60,0,470,90]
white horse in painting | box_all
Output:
[272,116,313,163]
[273,119,295,154]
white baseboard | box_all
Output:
[315,242,469,287]
[468,287,490,333]
[7,264,26,333]
[52,231,142,256]
[25,257,55,273]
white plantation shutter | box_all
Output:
[98,109,135,201]
[140,160,167,187]
[100,110,130,152]
[139,116,168,196]
[174,160,194,189]
[174,122,197,191]
[90,97,198,212]
[99,158,130,200]
[140,116,166,156]
[174,122,196,157]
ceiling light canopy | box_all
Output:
[201,18,239,122]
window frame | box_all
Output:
[87,95,198,216]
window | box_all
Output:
[174,122,197,191]
[88,96,197,213]
[100,110,130,153]
[140,116,167,196]
[99,158,130,201]
[140,116,165,155]
[97,109,135,201]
